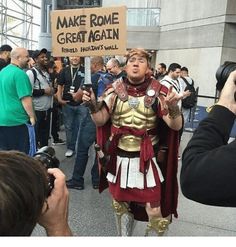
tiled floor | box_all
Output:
[32,130,236,237]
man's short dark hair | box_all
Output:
[168,63,181,73]
[0,151,48,236]
[181,66,189,73]
[159,63,166,70]
[0,44,12,52]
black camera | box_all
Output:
[33,146,59,196]
[216,61,236,91]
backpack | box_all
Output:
[97,72,114,97]
[31,68,38,84]
[181,77,197,109]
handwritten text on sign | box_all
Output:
[51,6,127,57]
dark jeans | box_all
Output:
[0,124,29,154]
[51,103,61,141]
[35,109,51,148]
[71,111,99,186]
[62,104,87,151]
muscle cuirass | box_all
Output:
[112,95,158,151]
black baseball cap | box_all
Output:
[0,44,12,52]
[32,48,47,60]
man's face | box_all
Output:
[69,56,80,66]
[0,51,11,63]
[181,70,188,77]
[28,57,35,69]
[35,53,48,68]
[18,50,30,69]
[4,51,11,63]
[125,54,149,84]
[170,68,181,80]
[157,65,164,74]
[106,61,117,76]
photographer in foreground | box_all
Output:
[181,70,236,207]
[0,151,72,236]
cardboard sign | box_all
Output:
[51,6,127,57]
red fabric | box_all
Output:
[108,126,156,174]
[109,160,161,203]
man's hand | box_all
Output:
[217,70,236,114]
[38,168,72,236]
[183,90,191,98]
[29,116,36,126]
[58,99,70,105]
[164,86,183,109]
[82,87,96,103]
[69,88,83,102]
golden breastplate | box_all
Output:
[112,95,158,151]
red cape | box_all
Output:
[96,118,179,222]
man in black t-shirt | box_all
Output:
[57,56,86,157]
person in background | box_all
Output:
[106,58,126,79]
[0,150,72,236]
[82,48,183,236]
[26,49,54,148]
[161,63,190,159]
[179,66,196,124]
[155,63,167,81]
[181,70,236,207]
[0,47,35,154]
[57,56,86,158]
[0,44,12,71]
[28,57,36,69]
[66,56,103,190]
[47,60,65,145]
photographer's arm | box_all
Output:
[181,71,236,206]
[38,168,72,236]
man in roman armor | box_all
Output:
[82,48,183,236]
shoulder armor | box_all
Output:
[112,78,128,101]
[102,87,117,114]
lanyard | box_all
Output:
[70,66,80,86]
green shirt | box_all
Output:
[0,64,32,126]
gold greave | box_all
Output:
[112,199,134,236]
[145,216,170,236]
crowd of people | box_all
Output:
[2,42,234,237]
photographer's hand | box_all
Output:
[38,168,72,236]
[217,70,236,114]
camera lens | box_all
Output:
[33,146,60,196]
[216,61,236,91]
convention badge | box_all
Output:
[78,71,85,77]
[70,86,75,93]
[147,89,155,97]
[128,97,140,109]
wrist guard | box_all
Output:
[168,105,181,119]
[87,101,102,114]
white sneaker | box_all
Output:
[65,149,74,157]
